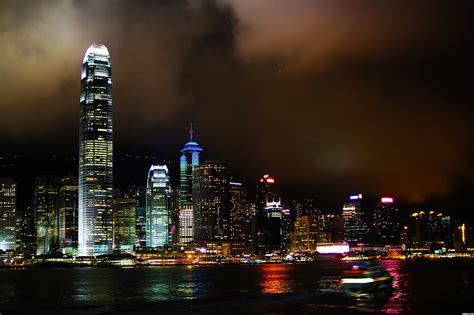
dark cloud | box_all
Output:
[1,0,473,211]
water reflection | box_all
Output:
[259,264,290,294]
[380,259,410,314]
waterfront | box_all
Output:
[1,259,473,314]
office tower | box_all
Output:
[34,176,59,255]
[180,125,203,205]
[371,197,400,245]
[229,181,247,240]
[170,187,180,244]
[146,165,171,247]
[291,215,320,251]
[408,211,452,248]
[18,201,35,253]
[58,176,78,255]
[255,174,283,254]
[300,198,320,217]
[79,43,113,256]
[0,178,16,251]
[135,207,146,247]
[123,184,146,247]
[179,204,193,243]
[193,161,228,241]
[325,214,345,243]
[112,198,136,252]
[342,194,370,246]
[281,208,292,251]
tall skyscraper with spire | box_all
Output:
[78,43,113,256]
[179,124,203,204]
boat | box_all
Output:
[339,262,393,295]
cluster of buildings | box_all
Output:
[0,43,472,261]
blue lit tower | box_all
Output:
[179,124,203,205]
[78,44,113,256]
[146,165,171,247]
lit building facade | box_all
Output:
[342,194,369,246]
[179,125,203,205]
[135,206,146,247]
[79,43,113,256]
[228,181,247,240]
[291,215,320,251]
[371,197,400,245]
[146,165,171,247]
[255,174,283,254]
[179,204,193,244]
[34,176,59,255]
[0,178,16,251]
[58,176,78,255]
[112,198,136,252]
[193,161,228,241]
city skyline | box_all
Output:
[1,1,474,220]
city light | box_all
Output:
[381,197,394,203]
[316,243,349,254]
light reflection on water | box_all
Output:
[259,264,290,294]
[1,260,473,314]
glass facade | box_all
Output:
[179,204,193,244]
[193,161,228,241]
[78,43,113,256]
[0,178,16,251]
[34,176,59,255]
[146,165,171,247]
[58,176,78,255]
[112,198,136,252]
[179,126,203,205]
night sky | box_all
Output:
[1,1,474,218]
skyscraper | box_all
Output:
[112,198,136,252]
[255,174,283,254]
[371,197,400,245]
[179,125,203,205]
[0,178,16,251]
[193,161,228,241]
[58,176,78,255]
[146,165,171,247]
[179,204,193,244]
[342,194,370,246]
[78,43,113,256]
[34,176,59,255]
[228,181,247,240]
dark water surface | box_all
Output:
[1,259,473,314]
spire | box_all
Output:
[189,123,193,141]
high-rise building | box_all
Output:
[18,201,35,253]
[112,198,136,252]
[146,165,171,247]
[180,125,203,205]
[291,215,320,251]
[34,176,59,255]
[179,204,193,244]
[170,187,181,244]
[325,214,345,243]
[135,206,146,247]
[371,197,400,245]
[58,176,78,255]
[78,43,113,256]
[407,211,452,248]
[228,181,247,240]
[0,178,16,251]
[255,174,283,254]
[342,194,369,246]
[193,161,228,241]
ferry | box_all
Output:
[339,262,393,295]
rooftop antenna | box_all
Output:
[189,123,193,141]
